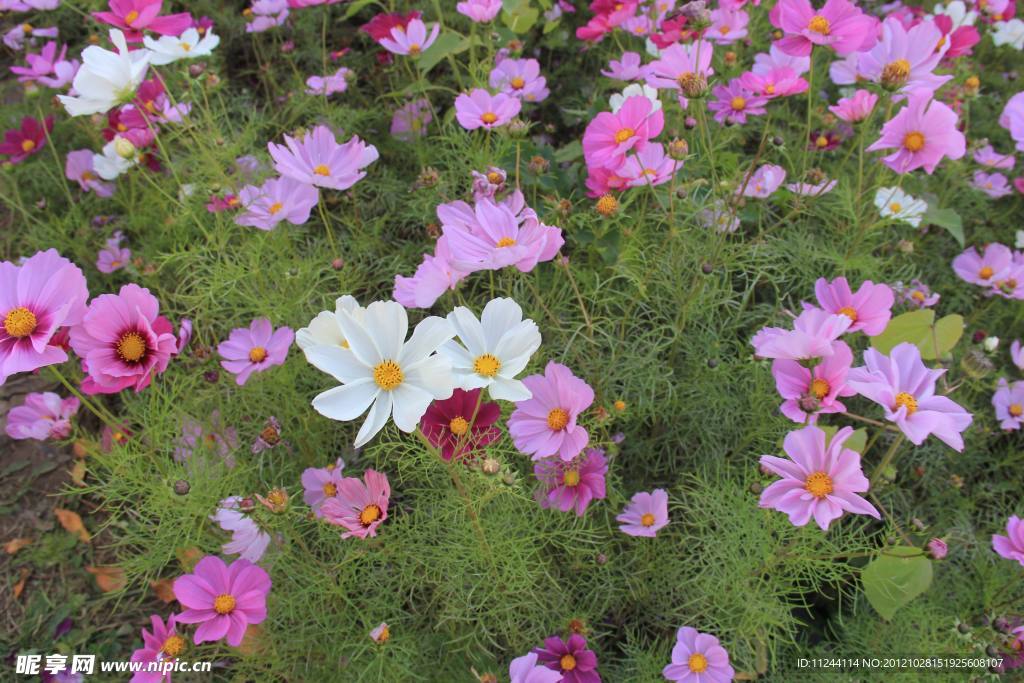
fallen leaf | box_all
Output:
[70,460,87,486]
[85,565,127,593]
[4,537,32,554]
[175,546,202,571]
[150,578,176,603]
[13,567,31,599]
[233,623,265,655]
[54,508,91,543]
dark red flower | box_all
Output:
[420,388,500,462]
[0,116,52,164]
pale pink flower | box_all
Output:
[268,125,378,190]
[378,18,439,56]
[867,92,966,174]
[454,89,522,130]
[616,489,669,537]
[751,308,852,361]
[4,391,79,440]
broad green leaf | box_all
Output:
[342,0,376,19]
[502,0,539,33]
[919,314,964,360]
[872,310,935,355]
[820,427,867,453]
[554,140,582,163]
[862,546,933,621]
[417,33,470,73]
[923,206,964,248]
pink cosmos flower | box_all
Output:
[1012,339,1024,370]
[708,80,767,125]
[0,115,51,164]
[894,279,940,308]
[509,361,594,461]
[993,378,1024,430]
[69,283,179,395]
[173,555,270,647]
[0,250,89,385]
[1000,92,1024,152]
[602,51,646,80]
[217,318,293,386]
[369,622,390,643]
[751,308,852,361]
[645,40,714,108]
[390,98,432,141]
[813,277,894,336]
[617,489,669,537]
[952,243,1013,287]
[774,0,875,56]
[234,176,319,231]
[393,235,470,309]
[708,7,749,43]
[10,41,78,89]
[4,24,58,51]
[753,43,811,75]
[420,388,501,461]
[454,89,522,130]
[847,343,973,451]
[663,627,735,683]
[742,163,787,197]
[973,170,1013,198]
[738,67,808,98]
[618,143,680,187]
[245,0,288,33]
[932,14,979,59]
[378,18,439,56]
[211,497,271,562]
[582,95,664,170]
[174,412,238,466]
[320,469,391,540]
[97,231,131,273]
[129,614,184,683]
[510,652,563,683]
[857,18,951,95]
[973,144,1015,169]
[301,458,345,517]
[66,150,115,197]
[93,0,192,42]
[759,425,880,530]
[772,340,856,423]
[489,58,549,102]
[533,634,601,683]
[828,89,878,123]
[4,391,79,440]
[360,11,421,41]
[305,67,349,96]
[786,177,838,195]
[457,0,502,23]
[993,515,1024,567]
[867,92,965,174]
[268,125,379,190]
[471,166,506,199]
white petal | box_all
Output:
[304,345,367,383]
[447,306,487,356]
[488,377,533,402]
[312,380,378,422]
[405,355,456,400]
[364,301,407,361]
[338,308,383,367]
[400,316,455,366]
[354,391,392,447]
[480,297,524,349]
[390,383,435,432]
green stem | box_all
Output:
[871,434,906,484]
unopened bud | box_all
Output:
[667,137,689,160]
[174,480,190,495]
[114,137,136,159]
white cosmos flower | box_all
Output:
[296,295,365,355]
[440,297,541,402]
[93,137,139,180]
[993,19,1024,49]
[930,1,977,27]
[58,29,150,117]
[305,300,456,447]
[874,187,928,227]
[610,83,662,114]
[143,28,220,66]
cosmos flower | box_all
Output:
[454,89,522,130]
[952,243,1013,287]
[601,51,646,80]
[217,318,294,386]
[143,27,219,65]
[92,0,192,41]
[393,236,470,309]
[320,469,391,539]
[708,80,767,125]
[609,83,661,114]
[772,340,856,423]
[234,176,319,230]
[737,67,808,98]
[510,652,563,683]
[509,361,594,461]
[489,57,549,102]
[9,41,78,89]
[993,515,1024,567]
[129,614,185,683]
[751,308,852,361]
[390,98,432,141]
[296,294,364,355]
[300,458,345,517]
[378,18,440,56]
[66,150,115,197]
[829,89,878,123]
[457,0,502,22]
[532,634,601,683]
[893,279,940,308]
[582,94,664,170]
[742,164,787,198]
[856,18,951,95]
[96,231,131,273]
[972,170,1013,198]
[0,115,52,164]
[774,0,875,56]
[4,392,79,441]
[420,388,501,461]
[992,378,1024,430]
[58,29,150,117]
[973,144,1015,169]
[663,627,735,683]
[210,497,271,562]
[812,277,894,336]
[173,556,271,647]
[645,40,715,106]
[268,125,379,191]
[616,489,669,537]
[874,187,927,226]
[618,143,680,187]
[867,92,966,174]
[305,67,350,96]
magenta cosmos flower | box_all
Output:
[993,515,1024,567]
[645,40,715,105]
[69,283,179,395]
[0,115,52,164]
[759,425,880,530]
[993,378,1024,431]
[378,17,439,56]
[772,340,856,423]
[952,243,1014,287]
[738,67,809,99]
[268,125,378,190]
[828,89,878,123]
[489,58,549,102]
[867,93,965,174]
[582,95,664,170]
[847,343,973,451]
[173,555,270,647]
[393,235,469,309]
[93,0,192,42]
[390,98,432,141]
[602,51,646,81]
[743,163,787,198]
[509,361,594,461]
[0,249,89,385]
[618,143,680,188]
[235,176,319,231]
[4,391,79,441]
[663,627,735,683]
[510,652,563,683]
[420,388,501,461]
[534,448,607,516]
[973,171,1013,199]
[457,0,502,22]
[857,17,951,95]
[751,308,852,361]
[320,469,391,540]
[813,277,894,336]
[304,67,349,96]
[533,634,601,683]
[774,0,875,56]
[301,457,345,517]
[708,80,767,125]
[130,614,186,683]
[974,144,1015,170]
[217,318,293,386]
[454,89,522,130]
[617,489,669,537]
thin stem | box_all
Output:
[871,434,906,484]
[561,257,594,337]
[48,365,123,433]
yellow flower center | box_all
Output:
[889,201,902,213]
[21,23,32,32]
[20,139,35,153]
[322,482,337,496]
[688,653,709,673]
[563,469,580,487]
[815,135,829,148]
[903,131,925,152]
[596,194,618,216]
[213,594,236,615]
[449,416,469,436]
[268,201,283,215]
[117,331,147,362]
[249,346,267,362]
[510,77,526,90]
[481,112,498,124]
[496,237,517,247]
[487,171,503,184]
[547,408,570,431]
[719,24,731,34]
[640,512,656,527]
[373,360,404,390]
[375,625,390,642]
[810,378,830,399]
[1009,404,1023,417]
[3,307,37,338]
[179,41,192,52]
[360,504,381,526]
[804,471,834,498]
[808,15,831,34]
[161,635,186,658]
[560,654,577,671]
[676,71,696,88]
[125,9,139,25]
[313,164,331,176]
[614,127,635,144]
[882,59,911,86]
[473,353,502,377]
[979,266,994,280]
[893,391,917,415]
[911,290,925,302]
[730,96,746,111]
[765,83,776,95]
[837,306,858,322]
[408,43,421,55]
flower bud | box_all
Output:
[667,137,689,160]
[174,480,190,495]
[113,137,136,159]
[595,194,618,216]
